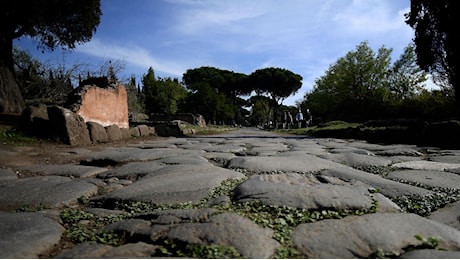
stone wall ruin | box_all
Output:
[67,78,129,129]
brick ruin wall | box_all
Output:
[74,85,129,128]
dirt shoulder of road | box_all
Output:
[0,134,168,168]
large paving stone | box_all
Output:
[17,164,108,178]
[56,242,159,258]
[202,143,247,153]
[228,154,346,173]
[287,143,328,156]
[93,164,245,205]
[392,160,460,171]
[81,147,190,164]
[233,173,400,212]
[398,248,460,258]
[428,200,460,230]
[388,170,460,189]
[156,153,210,165]
[0,212,64,258]
[160,212,280,258]
[318,152,392,167]
[104,209,279,258]
[372,145,424,156]
[0,176,97,209]
[328,147,375,155]
[293,213,460,258]
[101,161,166,181]
[429,155,460,164]
[0,168,17,181]
[322,167,432,198]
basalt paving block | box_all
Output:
[388,169,460,189]
[322,167,432,198]
[392,160,460,171]
[93,164,245,205]
[16,164,108,178]
[0,212,64,258]
[228,154,346,173]
[233,173,400,212]
[292,213,460,258]
[0,176,98,210]
[318,152,392,168]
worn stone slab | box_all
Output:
[249,145,290,156]
[322,167,432,198]
[56,241,159,259]
[373,146,424,156]
[233,173,400,212]
[398,249,460,258]
[228,154,346,173]
[384,155,424,163]
[127,141,177,149]
[101,161,165,181]
[0,212,64,258]
[161,212,280,258]
[157,153,209,165]
[203,143,247,153]
[0,168,17,181]
[388,170,460,189]
[0,176,97,209]
[329,147,375,155]
[202,152,237,167]
[429,155,460,164]
[94,164,245,205]
[428,200,460,230]
[177,142,214,150]
[345,140,389,151]
[129,208,219,226]
[288,144,328,156]
[17,164,108,178]
[318,152,392,167]
[292,213,460,258]
[81,147,190,164]
[247,140,290,153]
[392,160,460,171]
[315,138,348,149]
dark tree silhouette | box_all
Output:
[405,0,460,112]
[0,0,101,113]
[248,67,302,127]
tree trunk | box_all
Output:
[0,31,25,114]
[0,64,25,114]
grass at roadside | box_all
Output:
[181,124,239,136]
[0,128,43,145]
[275,121,361,136]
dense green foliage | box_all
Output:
[405,0,460,111]
[300,41,454,122]
[248,67,303,125]
[13,48,73,105]
[182,66,250,124]
[142,67,188,115]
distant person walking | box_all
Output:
[306,109,312,126]
[283,111,293,129]
[295,109,304,128]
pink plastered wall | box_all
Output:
[76,85,129,128]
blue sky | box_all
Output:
[14,0,415,106]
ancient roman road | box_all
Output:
[1,127,460,258]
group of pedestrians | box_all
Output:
[283,108,312,129]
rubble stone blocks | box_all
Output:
[87,121,109,143]
[105,124,123,142]
[47,106,91,146]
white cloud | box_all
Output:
[75,39,186,77]
[333,0,410,34]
